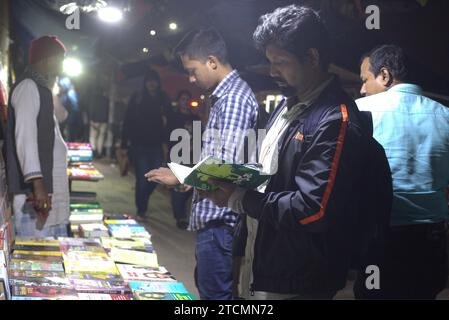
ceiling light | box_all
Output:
[142,48,149,53]
[98,7,123,23]
[63,58,83,77]
[169,22,178,30]
[150,30,157,36]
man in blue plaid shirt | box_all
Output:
[147,28,259,300]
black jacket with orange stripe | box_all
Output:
[241,78,372,295]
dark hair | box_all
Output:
[363,45,408,82]
[253,5,331,70]
[174,27,229,64]
[144,69,161,87]
[176,90,192,102]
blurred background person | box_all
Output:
[121,69,170,221]
[89,85,109,158]
[166,90,199,229]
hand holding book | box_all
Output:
[198,179,236,208]
[145,168,180,187]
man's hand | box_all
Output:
[198,179,237,208]
[30,178,51,221]
[146,168,180,187]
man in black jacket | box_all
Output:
[201,5,391,299]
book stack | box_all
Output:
[105,220,152,239]
[69,202,104,237]
[79,223,110,238]
[8,239,78,300]
[67,163,104,182]
[60,238,132,298]
[67,143,94,163]
[6,236,196,300]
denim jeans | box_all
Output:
[170,189,192,222]
[195,224,234,300]
[129,145,163,215]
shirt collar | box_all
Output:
[297,75,335,107]
[388,83,423,95]
[210,70,239,102]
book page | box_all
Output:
[167,162,193,183]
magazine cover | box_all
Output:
[12,285,78,298]
[11,254,63,263]
[117,265,176,282]
[133,291,196,300]
[8,270,65,279]
[69,278,131,294]
[14,239,60,247]
[128,281,188,294]
[9,260,64,272]
[66,272,124,283]
[109,248,158,268]
[101,238,153,253]
[64,259,119,275]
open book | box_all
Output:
[167,156,271,191]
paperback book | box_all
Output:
[168,155,271,191]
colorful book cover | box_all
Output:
[58,238,102,246]
[77,293,132,300]
[60,245,107,255]
[101,238,153,252]
[69,278,131,294]
[13,245,61,252]
[133,291,196,300]
[62,251,110,261]
[11,254,63,263]
[71,208,104,214]
[64,259,119,275]
[109,248,158,268]
[70,202,102,210]
[11,295,80,300]
[104,219,138,225]
[8,270,65,279]
[13,250,62,257]
[14,239,60,247]
[12,285,78,298]
[128,281,188,294]
[66,272,123,283]
[117,264,176,282]
[108,225,151,239]
[9,277,72,288]
[9,260,65,272]
[69,214,104,223]
[168,155,271,191]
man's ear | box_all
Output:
[207,56,219,70]
[307,48,320,69]
[379,67,392,87]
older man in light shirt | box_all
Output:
[356,44,449,299]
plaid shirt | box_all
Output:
[189,70,259,231]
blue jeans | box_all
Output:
[195,224,233,300]
[170,189,192,222]
[129,145,163,215]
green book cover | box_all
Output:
[168,156,271,191]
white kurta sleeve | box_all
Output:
[11,79,43,182]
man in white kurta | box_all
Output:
[12,77,70,238]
